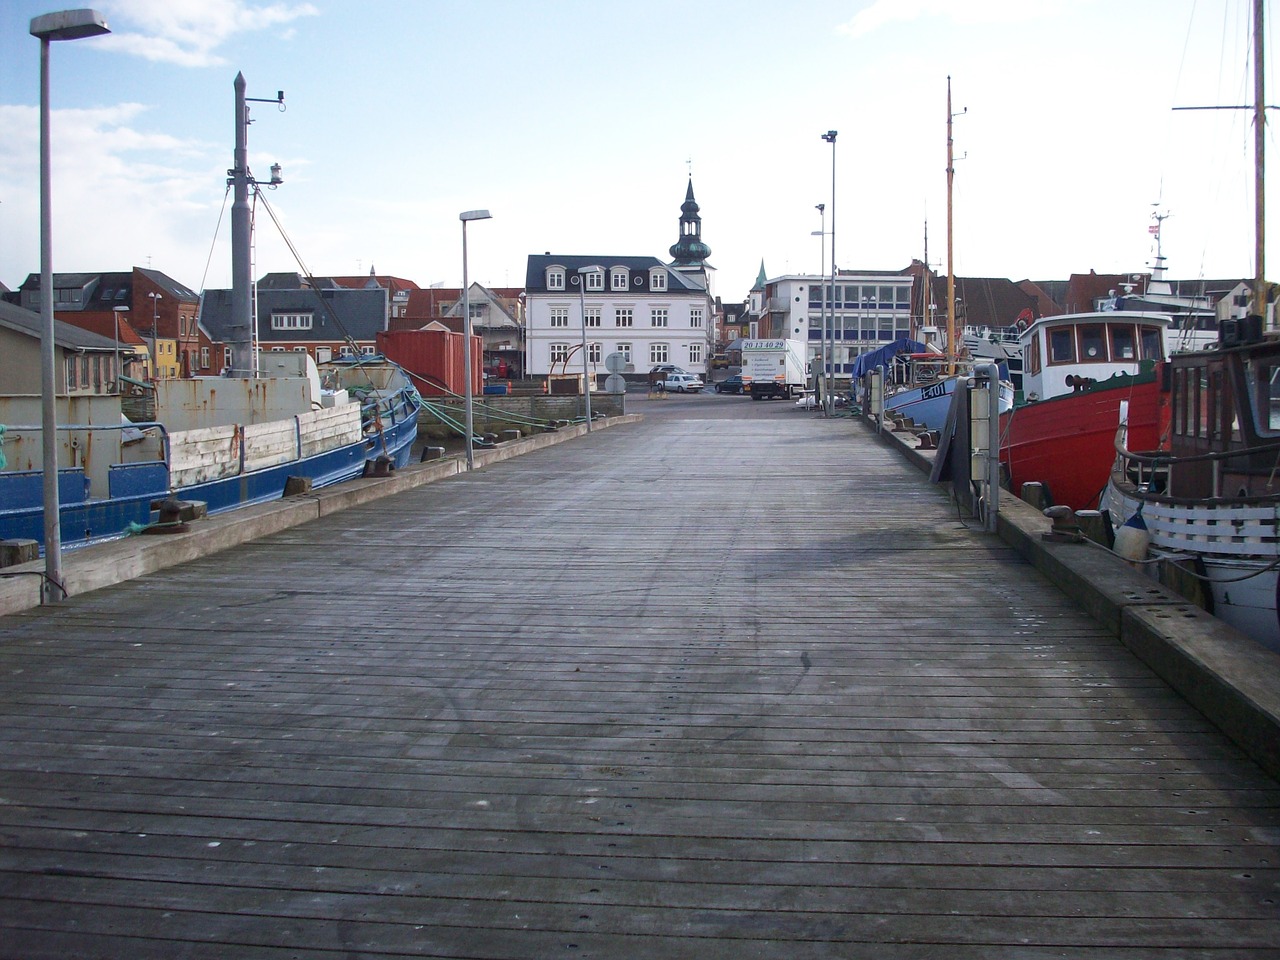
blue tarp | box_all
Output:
[849,339,927,380]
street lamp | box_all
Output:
[31,7,110,604]
[821,130,837,415]
[577,265,602,432]
[811,204,826,411]
[459,209,492,471]
[112,305,129,393]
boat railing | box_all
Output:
[1114,425,1280,500]
[0,420,171,503]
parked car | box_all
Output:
[650,363,690,376]
[714,374,746,394]
[660,373,705,393]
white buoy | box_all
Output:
[1114,505,1150,561]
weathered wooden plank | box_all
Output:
[1,401,1279,958]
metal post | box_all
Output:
[577,266,596,431]
[462,223,474,470]
[30,8,110,604]
[812,206,824,408]
[972,362,1000,532]
[822,130,838,415]
[230,73,252,378]
[36,34,60,602]
[459,209,492,471]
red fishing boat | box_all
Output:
[999,311,1173,511]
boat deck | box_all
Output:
[1,394,1278,958]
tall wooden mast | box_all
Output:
[1254,0,1267,320]
[946,76,957,375]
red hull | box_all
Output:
[1001,379,1168,511]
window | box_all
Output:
[1048,327,1076,364]
[550,307,570,328]
[689,343,703,363]
[293,346,308,353]
[650,269,667,291]
[201,346,210,369]
[271,312,313,330]
[270,346,286,353]
[690,307,704,328]
[615,308,633,327]
[587,342,602,363]
[550,343,570,363]
[650,343,669,364]
[1078,324,1106,361]
[1140,325,1164,361]
[66,356,77,390]
[547,268,565,290]
[339,345,354,358]
[224,346,233,368]
[361,346,375,356]
[616,342,632,362]
[651,308,668,327]
[611,268,629,291]
[586,271,604,291]
[81,356,89,386]
[1111,325,1137,361]
[584,307,601,327]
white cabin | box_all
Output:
[1018,311,1172,402]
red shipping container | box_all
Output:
[377,329,481,398]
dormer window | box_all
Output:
[585,270,604,292]
[547,267,566,291]
[611,268,629,292]
[649,269,668,292]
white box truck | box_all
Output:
[740,338,808,400]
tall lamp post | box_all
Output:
[811,204,826,410]
[821,130,838,415]
[576,265,602,431]
[459,209,492,471]
[112,305,129,393]
[31,8,110,604]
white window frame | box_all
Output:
[587,342,602,363]
[550,307,570,328]
[690,307,704,328]
[688,342,703,363]
[550,342,571,363]
[586,271,604,292]
[615,307,634,328]
[651,307,668,328]
[584,307,601,328]
[616,342,632,362]
[271,312,313,330]
[650,269,667,291]
[547,268,566,291]
[610,268,629,291]
[361,345,376,356]
[650,342,669,364]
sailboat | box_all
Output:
[1102,2,1280,653]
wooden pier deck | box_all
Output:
[2,394,1278,958]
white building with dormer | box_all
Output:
[523,182,717,378]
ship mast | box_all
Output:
[946,76,957,375]
[1254,0,1266,320]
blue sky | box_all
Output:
[0,0,1273,304]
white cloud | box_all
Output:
[838,0,1068,39]
[100,0,319,67]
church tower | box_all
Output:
[668,178,714,296]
